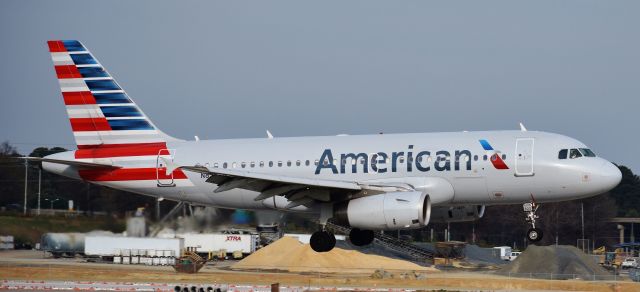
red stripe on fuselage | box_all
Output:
[75,142,168,159]
[47,41,66,52]
[78,167,187,182]
[491,154,509,169]
[69,118,112,131]
[55,65,82,79]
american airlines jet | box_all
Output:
[35,40,622,252]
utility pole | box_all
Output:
[37,168,42,216]
[23,159,28,215]
[581,202,585,239]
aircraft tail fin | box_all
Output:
[47,40,180,151]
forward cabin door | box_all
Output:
[515,138,535,177]
[156,149,176,187]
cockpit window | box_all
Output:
[579,148,596,157]
[569,149,582,159]
[558,149,568,159]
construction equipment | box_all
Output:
[173,247,207,273]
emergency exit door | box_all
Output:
[515,138,534,177]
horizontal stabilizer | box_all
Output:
[21,157,121,169]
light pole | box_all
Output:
[37,168,42,216]
[44,198,60,212]
[23,159,28,215]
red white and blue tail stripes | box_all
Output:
[48,40,165,149]
[48,40,188,184]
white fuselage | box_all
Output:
[44,130,622,214]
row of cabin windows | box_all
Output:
[209,153,508,169]
[558,148,596,160]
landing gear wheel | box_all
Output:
[349,228,375,246]
[527,228,543,242]
[523,196,544,243]
[310,230,336,252]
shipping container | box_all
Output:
[84,236,183,258]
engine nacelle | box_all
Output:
[334,191,431,230]
[430,205,486,223]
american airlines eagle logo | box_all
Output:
[479,139,509,170]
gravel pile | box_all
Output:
[232,236,437,273]
[498,245,610,280]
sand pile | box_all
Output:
[498,245,610,280]
[232,236,437,273]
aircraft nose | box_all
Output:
[598,161,622,192]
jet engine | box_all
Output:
[430,205,486,223]
[333,191,431,230]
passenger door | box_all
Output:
[515,138,534,176]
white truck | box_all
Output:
[159,233,259,259]
[494,246,513,261]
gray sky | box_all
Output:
[1,1,639,171]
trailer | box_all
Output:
[85,236,183,258]
[493,246,513,261]
[160,233,258,259]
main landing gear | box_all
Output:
[349,228,375,246]
[523,199,543,242]
[310,229,336,252]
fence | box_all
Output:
[1,261,638,292]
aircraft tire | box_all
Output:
[527,228,543,242]
[310,231,336,252]
[349,228,374,246]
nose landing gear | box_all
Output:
[524,199,543,242]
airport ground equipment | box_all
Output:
[325,221,434,262]
[173,247,207,273]
[158,233,258,259]
[85,236,183,258]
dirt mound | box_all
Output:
[232,236,437,273]
[498,245,610,280]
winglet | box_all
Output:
[266,130,274,139]
[519,122,527,132]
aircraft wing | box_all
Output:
[21,157,121,169]
[166,158,371,208]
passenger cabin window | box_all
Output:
[269,161,273,167]
[558,149,568,159]
[305,160,310,166]
[259,161,264,167]
[569,149,582,159]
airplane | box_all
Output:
[35,40,622,252]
